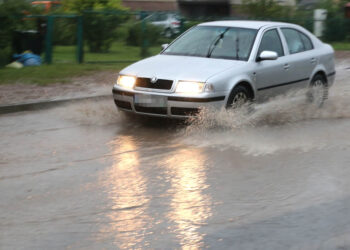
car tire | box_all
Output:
[226,85,251,109]
[307,74,328,107]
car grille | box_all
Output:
[134,105,167,115]
[135,77,173,90]
[171,107,200,116]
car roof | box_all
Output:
[199,20,291,30]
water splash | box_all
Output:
[182,61,350,155]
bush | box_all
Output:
[0,0,35,66]
[240,0,292,19]
[319,0,350,42]
[61,0,127,53]
[83,12,128,53]
[0,47,11,67]
[324,15,348,42]
[126,22,162,47]
[53,18,77,46]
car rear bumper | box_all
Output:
[112,87,226,118]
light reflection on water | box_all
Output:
[100,131,212,249]
[165,148,212,249]
[100,135,152,249]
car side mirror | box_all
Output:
[161,44,169,51]
[257,51,278,62]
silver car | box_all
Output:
[112,21,335,118]
[145,12,181,38]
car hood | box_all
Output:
[120,54,246,82]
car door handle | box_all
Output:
[310,58,317,64]
[283,63,290,70]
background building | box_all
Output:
[122,0,178,11]
[123,0,298,16]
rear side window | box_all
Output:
[258,29,284,57]
[281,28,314,54]
[299,32,313,50]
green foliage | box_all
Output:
[83,12,127,53]
[0,47,11,67]
[319,0,350,42]
[62,0,125,14]
[53,18,77,46]
[0,0,35,66]
[61,0,127,53]
[126,22,162,47]
[240,0,292,19]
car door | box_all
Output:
[280,28,317,89]
[254,28,292,102]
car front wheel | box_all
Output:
[226,85,251,109]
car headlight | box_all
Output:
[176,81,205,93]
[117,75,136,89]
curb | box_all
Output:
[0,94,112,115]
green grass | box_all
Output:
[52,42,162,63]
[0,42,162,85]
[0,63,128,85]
[330,42,350,51]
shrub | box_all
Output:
[0,47,11,67]
[0,0,35,66]
[61,0,127,53]
[83,12,128,53]
[126,22,162,47]
[53,18,77,46]
[324,15,348,42]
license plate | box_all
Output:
[134,94,167,107]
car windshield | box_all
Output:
[163,26,258,61]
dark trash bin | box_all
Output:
[12,30,44,55]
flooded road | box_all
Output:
[1,59,350,249]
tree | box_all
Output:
[0,0,35,66]
[319,0,350,41]
[61,0,127,53]
[240,0,292,19]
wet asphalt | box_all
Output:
[1,59,350,249]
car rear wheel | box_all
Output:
[307,74,328,107]
[226,85,251,109]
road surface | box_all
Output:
[1,59,350,249]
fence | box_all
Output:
[13,11,350,65]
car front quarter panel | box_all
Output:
[206,67,256,100]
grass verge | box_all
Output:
[330,42,350,51]
[0,42,162,85]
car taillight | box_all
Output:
[172,21,180,25]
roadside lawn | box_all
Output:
[0,42,162,85]
[1,41,349,85]
[330,42,350,51]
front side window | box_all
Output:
[281,28,313,54]
[257,29,284,57]
[163,26,258,61]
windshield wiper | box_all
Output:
[207,28,229,58]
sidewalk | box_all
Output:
[0,71,116,107]
[0,51,348,111]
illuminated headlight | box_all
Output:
[176,81,205,93]
[117,75,136,89]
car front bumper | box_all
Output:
[112,87,227,118]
